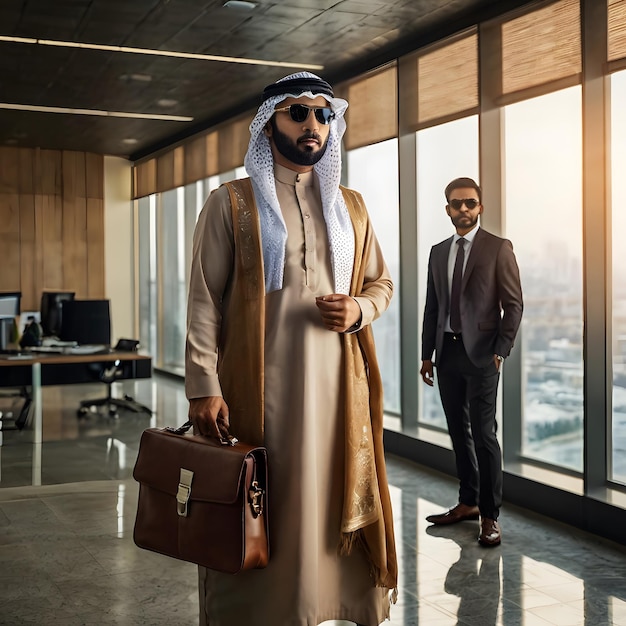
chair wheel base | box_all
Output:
[76,397,151,419]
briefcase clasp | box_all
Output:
[249,480,265,517]
[176,468,194,517]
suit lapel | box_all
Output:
[435,237,454,299]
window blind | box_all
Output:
[343,65,397,151]
[217,114,254,173]
[133,158,156,200]
[609,0,626,62]
[133,113,253,199]
[501,0,580,96]
[156,147,184,193]
[417,34,478,127]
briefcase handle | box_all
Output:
[165,420,240,447]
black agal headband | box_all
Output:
[262,76,334,102]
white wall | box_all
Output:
[103,156,134,343]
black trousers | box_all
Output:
[436,333,502,520]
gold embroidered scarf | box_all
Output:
[220,178,398,596]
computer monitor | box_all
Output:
[0,292,21,318]
[59,299,111,346]
[40,291,75,337]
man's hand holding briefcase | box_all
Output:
[132,421,269,574]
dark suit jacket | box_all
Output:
[421,227,523,369]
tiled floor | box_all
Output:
[1,375,626,625]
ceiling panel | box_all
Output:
[0,0,535,160]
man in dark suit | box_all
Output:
[420,177,523,547]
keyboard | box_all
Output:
[5,354,35,360]
[41,338,77,348]
[29,346,65,354]
[28,345,109,356]
[66,345,110,355]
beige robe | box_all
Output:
[186,164,393,626]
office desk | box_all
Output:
[0,351,152,442]
[0,351,152,388]
[0,351,152,486]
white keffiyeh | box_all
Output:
[243,72,353,294]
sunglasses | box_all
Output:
[274,104,335,125]
[449,198,480,210]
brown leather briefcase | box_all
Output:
[132,421,269,574]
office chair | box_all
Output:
[77,339,152,419]
[0,387,32,430]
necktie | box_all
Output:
[450,238,465,333]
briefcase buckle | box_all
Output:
[248,480,265,517]
[219,435,239,446]
[176,468,194,517]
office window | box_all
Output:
[610,70,626,484]
[346,139,401,415]
[137,195,156,357]
[504,86,584,472]
[159,188,186,374]
[219,166,247,184]
[139,167,248,376]
[202,175,222,215]
[416,116,479,429]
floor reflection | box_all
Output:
[1,374,626,625]
[426,524,502,625]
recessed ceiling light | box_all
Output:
[122,138,139,145]
[119,73,153,83]
[157,98,178,108]
[223,0,257,9]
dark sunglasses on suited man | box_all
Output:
[449,198,480,210]
[274,104,336,125]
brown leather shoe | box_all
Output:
[478,518,501,546]
[425,503,480,525]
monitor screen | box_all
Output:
[0,292,21,318]
[59,299,111,346]
[40,291,76,337]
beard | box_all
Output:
[451,212,479,230]
[270,120,329,167]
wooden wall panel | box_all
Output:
[62,195,88,298]
[0,146,105,313]
[41,194,65,292]
[37,150,62,195]
[0,148,20,194]
[18,149,34,195]
[0,193,21,292]
[85,153,104,199]
[62,151,87,199]
[86,197,105,297]
[19,193,37,309]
